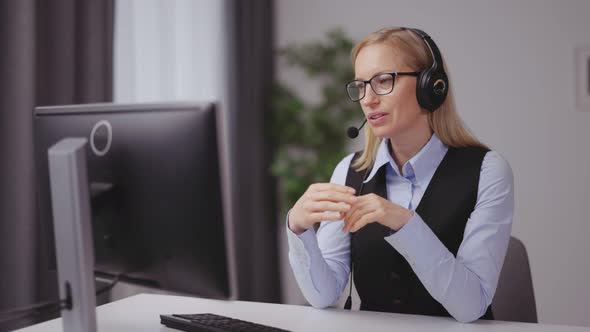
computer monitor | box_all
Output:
[34,102,234,300]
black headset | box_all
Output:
[402,27,449,112]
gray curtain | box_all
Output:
[0,0,113,330]
[228,0,281,302]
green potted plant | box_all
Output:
[270,29,362,212]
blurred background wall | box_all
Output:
[275,0,590,327]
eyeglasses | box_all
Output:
[346,72,419,102]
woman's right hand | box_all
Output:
[288,183,357,235]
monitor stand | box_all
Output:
[48,138,97,332]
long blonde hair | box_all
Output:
[351,27,488,171]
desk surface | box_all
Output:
[16,293,590,332]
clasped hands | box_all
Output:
[288,183,414,235]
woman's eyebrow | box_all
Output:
[354,70,397,81]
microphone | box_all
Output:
[346,119,367,139]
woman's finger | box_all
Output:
[309,191,358,205]
[343,201,365,228]
[307,201,351,213]
[309,183,356,194]
[349,211,379,233]
[308,211,343,223]
[344,199,373,231]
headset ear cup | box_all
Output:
[416,69,432,111]
[416,69,448,112]
[430,71,448,111]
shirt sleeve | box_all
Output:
[286,153,355,308]
[384,150,514,323]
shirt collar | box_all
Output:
[363,133,448,189]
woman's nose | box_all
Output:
[361,84,380,107]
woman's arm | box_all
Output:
[385,151,514,322]
[286,153,355,308]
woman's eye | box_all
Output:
[378,77,393,85]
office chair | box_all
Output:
[492,236,538,323]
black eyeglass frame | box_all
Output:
[346,71,419,102]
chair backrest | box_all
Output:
[492,236,538,323]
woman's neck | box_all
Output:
[389,125,433,175]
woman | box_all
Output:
[286,27,513,323]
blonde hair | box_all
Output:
[350,27,488,171]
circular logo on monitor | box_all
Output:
[90,120,112,156]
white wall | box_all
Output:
[276,0,590,327]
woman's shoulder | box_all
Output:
[334,152,357,173]
[480,150,514,189]
[450,146,511,176]
[482,150,512,176]
[329,153,357,185]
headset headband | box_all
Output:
[401,27,444,73]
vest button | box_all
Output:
[390,272,400,281]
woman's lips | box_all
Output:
[367,112,388,126]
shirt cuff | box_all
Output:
[384,212,448,271]
[286,212,320,272]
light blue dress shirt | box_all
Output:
[286,134,514,323]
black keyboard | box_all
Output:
[160,313,291,332]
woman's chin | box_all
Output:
[371,126,395,139]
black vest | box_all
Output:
[346,146,493,319]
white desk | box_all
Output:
[16,293,590,332]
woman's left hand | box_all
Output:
[343,193,414,233]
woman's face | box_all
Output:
[354,43,428,140]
